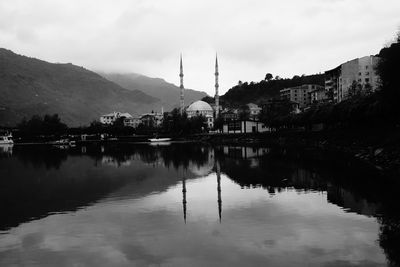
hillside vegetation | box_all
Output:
[0,48,158,126]
[219,74,325,106]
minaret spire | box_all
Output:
[179,54,185,115]
[215,53,220,118]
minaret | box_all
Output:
[179,54,185,115]
[215,54,220,118]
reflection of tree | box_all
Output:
[6,143,400,265]
[14,145,68,170]
[379,216,400,267]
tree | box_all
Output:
[17,114,67,136]
[377,31,400,101]
[348,81,362,98]
[264,73,273,81]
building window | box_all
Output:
[365,78,370,83]
[359,72,362,76]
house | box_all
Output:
[140,112,163,127]
[123,117,141,128]
[247,103,262,120]
[100,112,133,125]
[222,120,269,134]
[220,109,239,122]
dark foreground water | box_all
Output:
[0,143,399,266]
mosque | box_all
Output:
[179,55,220,129]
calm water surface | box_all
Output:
[0,143,399,266]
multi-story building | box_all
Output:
[123,117,141,128]
[100,112,133,125]
[280,84,324,109]
[140,112,163,128]
[325,55,380,102]
[325,66,341,102]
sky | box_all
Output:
[0,0,399,96]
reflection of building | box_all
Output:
[101,156,132,167]
[181,161,223,223]
[100,112,133,125]
[280,84,324,109]
[222,120,269,134]
[325,55,380,102]
[188,148,215,176]
[186,101,214,128]
[0,144,13,156]
[222,146,270,159]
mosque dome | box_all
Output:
[186,101,213,112]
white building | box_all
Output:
[247,103,262,119]
[326,55,380,102]
[222,120,269,134]
[100,112,133,125]
[186,100,214,129]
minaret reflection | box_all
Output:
[216,161,222,223]
[182,170,187,224]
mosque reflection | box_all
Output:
[0,143,399,265]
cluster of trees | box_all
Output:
[161,108,209,135]
[17,114,67,136]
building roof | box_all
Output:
[247,103,261,109]
[101,112,132,118]
[186,100,213,112]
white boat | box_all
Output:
[148,137,171,142]
[0,133,13,144]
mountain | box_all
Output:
[0,48,159,127]
[101,73,208,112]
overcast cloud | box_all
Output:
[0,0,399,95]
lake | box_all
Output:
[0,143,399,266]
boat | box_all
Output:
[148,137,171,142]
[0,133,13,144]
[48,139,76,146]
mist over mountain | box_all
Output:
[101,73,208,112]
[0,48,160,127]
